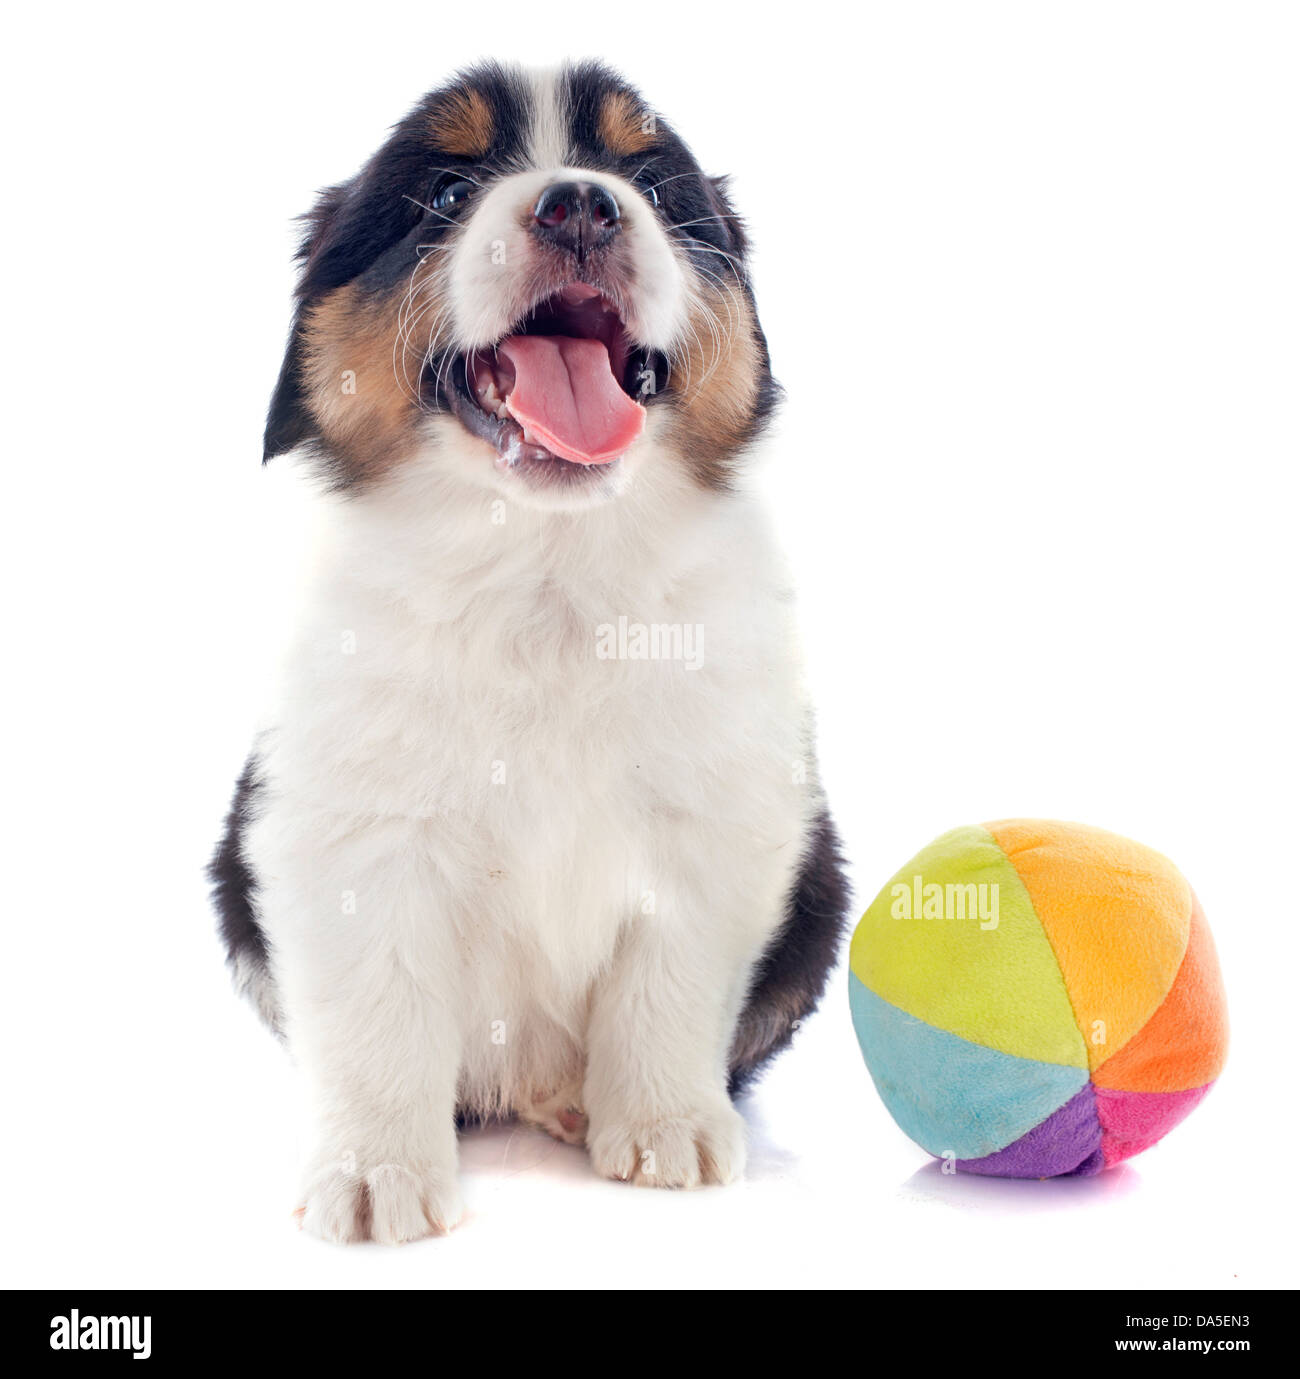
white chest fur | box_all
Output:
[246,452,815,1127]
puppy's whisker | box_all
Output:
[402,195,464,229]
[392,262,433,406]
[681,236,746,279]
[393,256,459,411]
[679,267,742,396]
[426,167,487,189]
[417,285,460,408]
[667,211,744,230]
[431,320,465,403]
[645,172,702,195]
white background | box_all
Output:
[4,1,1297,1290]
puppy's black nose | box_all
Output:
[532,180,621,256]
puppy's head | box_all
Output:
[265,61,777,509]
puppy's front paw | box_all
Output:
[298,1156,464,1245]
[588,1099,746,1189]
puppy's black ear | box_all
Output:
[262,183,353,463]
[261,144,434,462]
[263,307,314,462]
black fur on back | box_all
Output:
[208,753,281,1033]
[728,808,851,1096]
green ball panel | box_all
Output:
[849,824,1086,1068]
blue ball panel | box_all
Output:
[849,975,1090,1160]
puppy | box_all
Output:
[211,60,849,1244]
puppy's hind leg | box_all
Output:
[518,1081,588,1146]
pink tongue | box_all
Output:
[496,335,645,465]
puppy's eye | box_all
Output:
[634,173,661,209]
[432,176,475,212]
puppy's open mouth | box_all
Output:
[448,283,669,471]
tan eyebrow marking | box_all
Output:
[598,90,656,156]
[431,88,494,158]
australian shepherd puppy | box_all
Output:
[211,60,849,1244]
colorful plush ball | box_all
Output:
[849,820,1228,1177]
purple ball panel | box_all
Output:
[956,1083,1102,1178]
